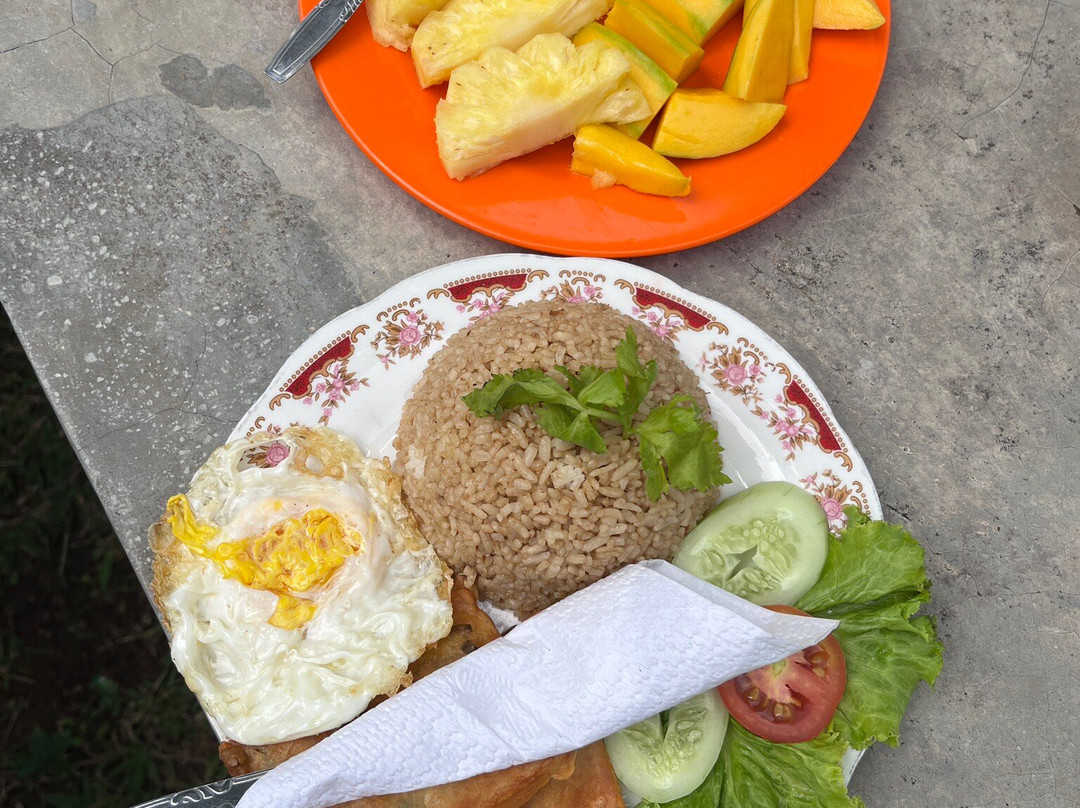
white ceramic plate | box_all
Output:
[229,253,878,782]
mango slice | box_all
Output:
[604,0,705,83]
[573,23,677,139]
[722,0,794,103]
[813,0,884,28]
[642,0,743,45]
[572,124,691,196]
[788,0,814,82]
[652,88,786,158]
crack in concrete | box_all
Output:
[70,25,113,66]
[955,0,1054,138]
[84,405,226,447]
[0,27,74,55]
[1039,247,1079,325]
[996,110,1080,218]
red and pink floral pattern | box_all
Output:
[631,303,688,340]
[801,470,862,531]
[371,307,444,367]
[541,271,604,304]
[241,439,291,469]
[300,360,368,425]
[232,255,878,532]
[699,342,768,405]
[456,288,513,322]
[755,394,820,460]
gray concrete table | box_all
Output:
[1,0,1078,804]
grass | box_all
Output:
[0,307,226,807]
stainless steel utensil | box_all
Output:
[265,0,365,84]
[129,771,264,808]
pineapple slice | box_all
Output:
[366,0,449,51]
[412,0,609,87]
[436,34,649,180]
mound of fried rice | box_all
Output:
[394,300,718,616]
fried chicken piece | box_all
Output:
[521,741,625,808]
[331,752,576,808]
[219,731,331,777]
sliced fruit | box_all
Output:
[605,689,729,803]
[813,0,884,29]
[789,0,814,82]
[411,0,609,87]
[366,0,449,51]
[744,0,812,83]
[722,0,794,103]
[604,0,705,83]
[644,0,743,45]
[672,481,828,605]
[435,35,643,180]
[571,124,690,196]
[652,88,785,158]
[572,23,677,139]
[588,75,653,125]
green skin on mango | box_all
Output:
[573,23,677,138]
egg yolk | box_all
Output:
[165,494,364,630]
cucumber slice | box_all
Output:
[605,689,729,803]
[673,480,828,606]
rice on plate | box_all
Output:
[394,300,720,616]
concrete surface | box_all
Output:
[0,0,1077,805]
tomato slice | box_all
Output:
[718,605,846,743]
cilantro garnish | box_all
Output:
[462,327,730,501]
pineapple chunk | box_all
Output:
[436,34,648,179]
[366,0,449,50]
[573,23,677,139]
[412,0,609,87]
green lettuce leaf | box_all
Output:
[718,723,863,808]
[797,508,944,749]
[796,509,931,616]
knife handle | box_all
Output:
[265,0,364,84]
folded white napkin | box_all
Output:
[238,560,837,808]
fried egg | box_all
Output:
[150,426,453,746]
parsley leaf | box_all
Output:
[615,326,658,432]
[633,396,729,498]
[462,327,727,501]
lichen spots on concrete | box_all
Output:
[71,0,97,24]
[159,54,271,112]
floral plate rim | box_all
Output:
[229,253,879,782]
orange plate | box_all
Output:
[299,0,890,257]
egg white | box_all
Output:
[151,427,453,746]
